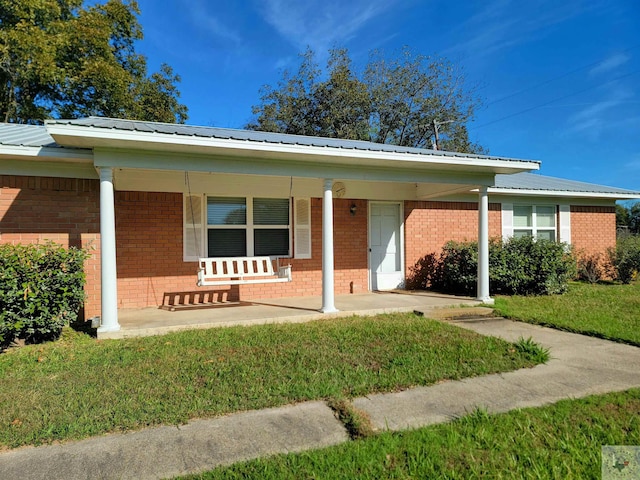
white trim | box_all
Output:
[559,205,571,244]
[203,195,292,258]
[49,125,540,175]
[489,187,640,200]
[0,144,93,162]
[501,203,514,241]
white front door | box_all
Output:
[369,202,404,290]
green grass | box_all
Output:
[0,313,540,449]
[494,282,640,346]
[180,388,640,479]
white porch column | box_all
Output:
[98,167,120,332]
[320,179,338,313]
[477,186,494,305]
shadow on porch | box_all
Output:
[100,290,481,339]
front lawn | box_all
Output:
[494,282,640,346]
[181,388,640,479]
[0,313,540,449]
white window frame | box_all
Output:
[513,204,557,241]
[184,194,293,260]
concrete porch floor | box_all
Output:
[100,290,481,339]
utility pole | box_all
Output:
[432,119,455,150]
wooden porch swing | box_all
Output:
[186,172,293,287]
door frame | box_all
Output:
[367,201,405,291]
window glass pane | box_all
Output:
[536,206,556,228]
[207,197,246,225]
[514,229,532,238]
[513,206,532,227]
[254,198,289,225]
[537,230,555,242]
[207,229,246,257]
[254,229,289,256]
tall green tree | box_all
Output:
[0,0,187,124]
[248,47,485,154]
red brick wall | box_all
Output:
[404,201,502,275]
[1,175,620,313]
[114,194,370,308]
[0,175,101,317]
[570,206,617,256]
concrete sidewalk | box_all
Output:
[2,314,640,479]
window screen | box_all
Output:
[207,197,246,225]
[254,229,289,256]
[207,229,246,257]
[254,198,289,225]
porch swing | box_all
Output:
[185,172,293,287]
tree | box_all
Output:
[0,0,187,124]
[248,47,485,154]
[616,202,640,234]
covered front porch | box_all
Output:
[99,290,481,339]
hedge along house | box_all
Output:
[1,117,638,334]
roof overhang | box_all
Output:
[46,123,540,177]
[489,187,640,200]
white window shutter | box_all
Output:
[559,204,571,244]
[501,203,514,241]
[294,197,311,259]
[184,194,203,261]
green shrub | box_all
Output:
[607,235,640,284]
[431,241,478,295]
[0,243,88,349]
[408,237,576,296]
[491,236,576,295]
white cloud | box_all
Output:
[445,0,608,59]
[565,88,634,140]
[258,0,394,54]
[589,53,630,76]
[188,1,242,45]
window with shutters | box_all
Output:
[184,195,293,259]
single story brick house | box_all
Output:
[1,117,638,333]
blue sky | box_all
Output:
[134,0,639,191]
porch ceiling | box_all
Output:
[112,168,484,201]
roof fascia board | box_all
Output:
[0,158,99,179]
[94,148,497,186]
[0,144,93,162]
[433,192,617,206]
[488,187,640,200]
[48,124,540,174]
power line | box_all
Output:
[484,43,640,107]
[471,69,640,130]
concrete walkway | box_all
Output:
[2,313,640,479]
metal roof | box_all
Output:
[0,123,57,147]
[46,116,537,165]
[494,172,639,195]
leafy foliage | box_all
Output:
[0,243,88,349]
[607,234,640,284]
[0,0,187,124]
[407,237,576,296]
[248,47,485,153]
[513,337,550,363]
[616,202,640,234]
